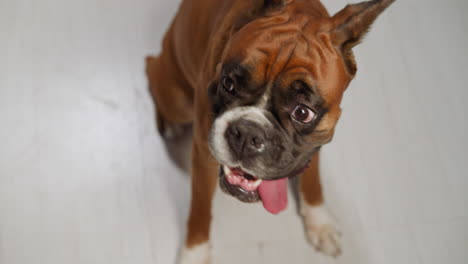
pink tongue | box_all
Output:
[258,178,288,214]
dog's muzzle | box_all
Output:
[209,106,311,214]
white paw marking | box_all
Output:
[178,242,211,264]
[300,198,342,257]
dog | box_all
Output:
[146,0,394,262]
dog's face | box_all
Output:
[207,0,393,208]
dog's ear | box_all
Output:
[232,0,286,32]
[329,0,395,75]
[262,0,286,9]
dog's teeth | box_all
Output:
[252,179,262,188]
[223,166,231,175]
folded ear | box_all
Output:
[330,0,395,75]
[233,0,286,31]
[262,0,286,9]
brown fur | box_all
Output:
[299,151,323,206]
[146,0,394,251]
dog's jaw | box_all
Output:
[219,166,261,203]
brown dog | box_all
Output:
[146,0,394,262]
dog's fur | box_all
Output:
[146,0,394,262]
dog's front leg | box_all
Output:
[299,151,342,257]
[178,141,217,264]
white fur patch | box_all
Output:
[178,242,211,264]
[300,195,342,257]
[255,85,272,108]
[209,106,272,166]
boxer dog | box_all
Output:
[146,0,394,262]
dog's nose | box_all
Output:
[225,120,266,159]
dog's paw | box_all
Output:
[178,242,211,264]
[301,204,342,257]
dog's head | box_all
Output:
[208,0,394,213]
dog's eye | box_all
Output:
[222,77,235,93]
[291,104,315,124]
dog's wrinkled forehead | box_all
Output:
[213,11,355,136]
[223,13,352,114]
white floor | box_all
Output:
[1,0,467,263]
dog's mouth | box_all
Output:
[219,163,309,215]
